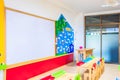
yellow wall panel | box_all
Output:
[0,0,5,63]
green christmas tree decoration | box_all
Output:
[55,19,67,36]
[61,19,67,28]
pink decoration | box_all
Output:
[79,46,83,49]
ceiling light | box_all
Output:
[102,0,120,7]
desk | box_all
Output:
[76,48,94,62]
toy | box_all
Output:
[118,65,120,71]
[52,70,66,78]
[89,56,95,59]
[79,46,83,49]
[76,61,84,66]
[74,73,81,80]
[40,75,54,80]
[116,65,120,80]
[83,57,92,63]
[97,61,100,66]
[92,63,97,70]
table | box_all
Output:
[76,48,94,62]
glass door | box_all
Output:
[102,25,119,63]
[86,26,101,58]
[85,14,119,63]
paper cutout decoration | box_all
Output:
[56,14,74,56]
[55,19,67,36]
[66,27,71,31]
[0,63,7,70]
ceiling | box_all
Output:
[48,0,120,13]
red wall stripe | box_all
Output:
[6,53,73,80]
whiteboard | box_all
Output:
[6,9,55,65]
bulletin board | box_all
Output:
[6,8,55,65]
[55,14,74,56]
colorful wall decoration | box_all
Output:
[0,0,5,64]
[55,14,74,56]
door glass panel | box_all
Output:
[86,16,100,25]
[86,26,101,58]
[102,14,119,23]
[102,25,119,63]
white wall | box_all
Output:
[74,13,84,49]
[0,71,4,80]
[4,0,85,60]
[6,9,55,64]
[4,0,77,25]
[73,13,84,61]
[0,0,84,80]
[1,1,119,79]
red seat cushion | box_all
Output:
[100,58,102,62]
[76,61,84,66]
[92,63,96,70]
[40,75,54,80]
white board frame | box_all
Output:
[6,8,55,65]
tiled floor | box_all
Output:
[99,64,120,80]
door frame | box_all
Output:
[85,14,120,64]
[118,23,120,64]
